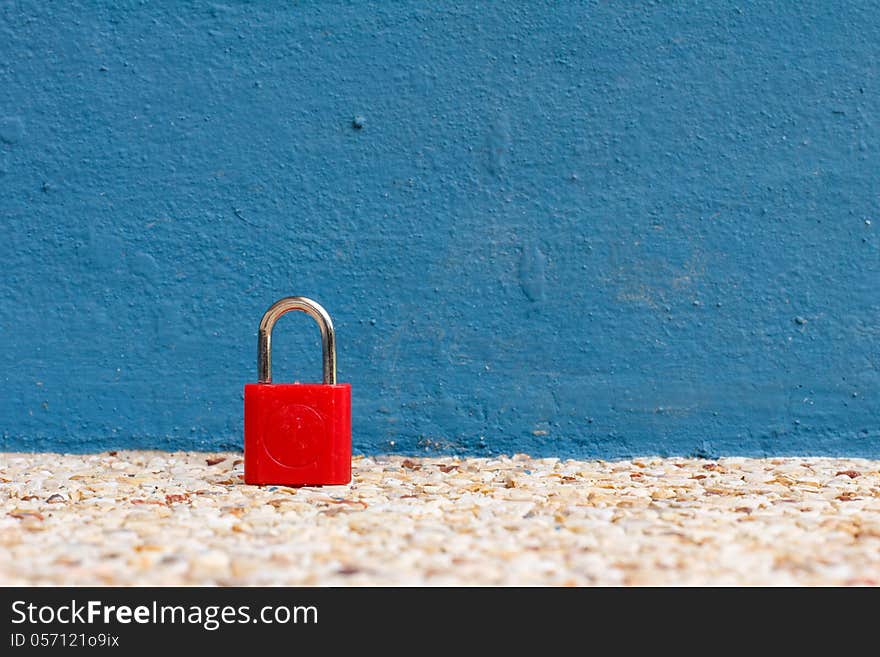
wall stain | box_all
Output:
[0,116,24,144]
[486,112,512,177]
[519,244,547,302]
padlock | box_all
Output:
[244,296,352,485]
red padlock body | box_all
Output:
[244,383,351,486]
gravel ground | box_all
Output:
[1,451,879,586]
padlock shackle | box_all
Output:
[257,296,336,385]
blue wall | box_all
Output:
[2,2,879,457]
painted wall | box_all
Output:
[2,2,878,457]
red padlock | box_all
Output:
[244,297,351,486]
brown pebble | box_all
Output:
[9,510,43,521]
[836,470,861,479]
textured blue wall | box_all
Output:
[2,2,879,457]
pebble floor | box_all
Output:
[1,452,879,586]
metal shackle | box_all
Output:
[257,296,336,385]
